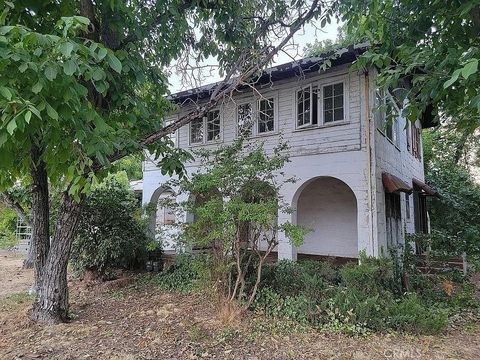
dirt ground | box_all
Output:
[1,252,480,360]
[0,251,32,296]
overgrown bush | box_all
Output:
[251,253,477,335]
[71,173,151,276]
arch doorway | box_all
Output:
[293,176,358,258]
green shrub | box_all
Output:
[389,293,448,334]
[340,253,397,294]
[253,287,312,324]
[0,206,17,250]
[150,254,210,293]
[260,260,338,302]
[251,253,469,335]
[71,173,151,276]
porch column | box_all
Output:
[277,209,297,261]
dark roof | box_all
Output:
[170,43,370,103]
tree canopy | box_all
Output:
[340,0,480,133]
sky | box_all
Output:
[168,19,340,93]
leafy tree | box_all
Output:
[304,23,360,56]
[340,0,480,133]
[112,155,143,181]
[0,204,16,249]
[422,128,480,256]
[0,0,330,323]
[174,140,307,308]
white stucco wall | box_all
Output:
[141,64,426,259]
[368,73,425,254]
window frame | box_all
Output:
[235,92,278,138]
[294,76,349,130]
[375,89,400,147]
[296,84,313,129]
[189,108,223,146]
[319,80,347,125]
[236,100,255,138]
[257,96,276,135]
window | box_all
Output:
[323,83,344,123]
[206,110,220,141]
[237,103,254,137]
[405,193,410,219]
[190,110,221,145]
[295,81,345,128]
[375,89,399,146]
[236,96,276,137]
[411,124,422,160]
[190,117,204,144]
[385,192,402,248]
[258,98,274,133]
[297,86,312,128]
[156,190,176,227]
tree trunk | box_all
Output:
[23,242,35,269]
[31,192,83,324]
[30,145,50,288]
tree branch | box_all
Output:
[0,192,30,226]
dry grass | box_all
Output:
[1,253,480,359]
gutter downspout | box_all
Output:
[364,70,376,257]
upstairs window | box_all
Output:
[375,89,399,146]
[258,98,275,133]
[206,110,220,141]
[237,103,254,137]
[323,83,344,123]
[411,124,422,160]
[295,81,345,128]
[297,85,313,128]
[237,96,276,137]
[190,110,221,145]
[190,118,204,144]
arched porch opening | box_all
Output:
[292,176,358,258]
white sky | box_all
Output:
[168,19,340,93]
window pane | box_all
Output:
[324,97,333,110]
[258,98,274,133]
[323,82,344,123]
[297,88,311,127]
[207,110,220,141]
[334,108,344,121]
[238,103,253,136]
[334,95,343,108]
[190,118,203,144]
[334,83,343,95]
[324,85,333,97]
[324,109,333,123]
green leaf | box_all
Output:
[63,60,76,76]
[0,86,12,100]
[32,81,43,94]
[6,119,16,135]
[461,59,478,79]
[92,68,105,81]
[24,111,32,123]
[443,69,461,89]
[107,53,122,73]
[46,103,59,120]
[44,65,58,81]
[97,47,107,60]
[59,42,74,57]
[19,63,28,73]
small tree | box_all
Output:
[174,140,307,308]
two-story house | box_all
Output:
[142,44,437,261]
